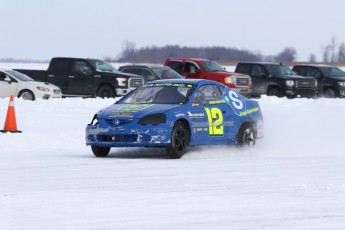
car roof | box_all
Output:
[145,79,219,85]
[293,64,334,67]
[166,58,211,62]
[119,64,165,69]
[238,61,283,65]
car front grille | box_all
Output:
[236,78,250,86]
[233,75,251,87]
[296,80,315,89]
[129,77,144,88]
[98,134,138,142]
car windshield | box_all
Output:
[120,83,195,104]
[265,65,295,76]
[6,70,34,81]
[319,67,345,77]
[199,61,225,72]
[88,59,118,72]
[151,67,184,79]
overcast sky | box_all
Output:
[1,0,344,61]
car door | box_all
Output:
[0,72,17,97]
[250,64,268,95]
[306,67,323,91]
[69,60,95,95]
[166,60,183,74]
[181,61,201,79]
[189,84,230,144]
[46,58,71,94]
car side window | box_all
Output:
[72,61,92,75]
[192,85,222,106]
[293,66,305,76]
[0,72,13,82]
[236,63,251,74]
[251,65,265,76]
[49,59,69,74]
[141,69,156,81]
[0,72,6,81]
[122,68,140,75]
[167,61,183,73]
[183,62,198,74]
[307,68,321,77]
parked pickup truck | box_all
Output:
[235,62,318,98]
[292,64,345,98]
[164,58,252,97]
[15,57,144,97]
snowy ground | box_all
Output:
[1,63,345,229]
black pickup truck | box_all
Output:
[292,64,345,98]
[235,62,318,98]
[15,57,144,97]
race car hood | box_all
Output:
[98,103,182,120]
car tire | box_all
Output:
[91,145,111,157]
[97,85,115,98]
[267,87,281,97]
[18,90,35,100]
[237,123,256,147]
[166,121,189,159]
[323,88,336,98]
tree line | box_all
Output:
[113,38,345,64]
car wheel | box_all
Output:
[323,88,336,98]
[267,87,281,97]
[166,121,189,159]
[97,85,115,98]
[18,90,35,100]
[91,145,111,157]
[237,123,256,147]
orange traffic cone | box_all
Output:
[0,96,22,133]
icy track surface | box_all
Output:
[0,97,345,230]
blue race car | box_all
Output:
[86,79,263,159]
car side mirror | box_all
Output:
[4,76,11,82]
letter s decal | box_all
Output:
[225,90,246,116]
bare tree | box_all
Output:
[330,37,337,62]
[120,40,136,62]
[308,53,317,62]
[338,43,345,62]
[322,45,331,62]
[274,47,297,62]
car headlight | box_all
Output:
[224,76,234,84]
[338,82,345,87]
[36,86,50,92]
[138,114,166,125]
[117,78,127,87]
[285,80,294,87]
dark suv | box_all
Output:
[292,64,345,98]
[235,62,317,98]
[118,64,183,83]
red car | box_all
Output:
[164,58,252,97]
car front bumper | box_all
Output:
[86,121,171,148]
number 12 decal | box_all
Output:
[205,108,224,136]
